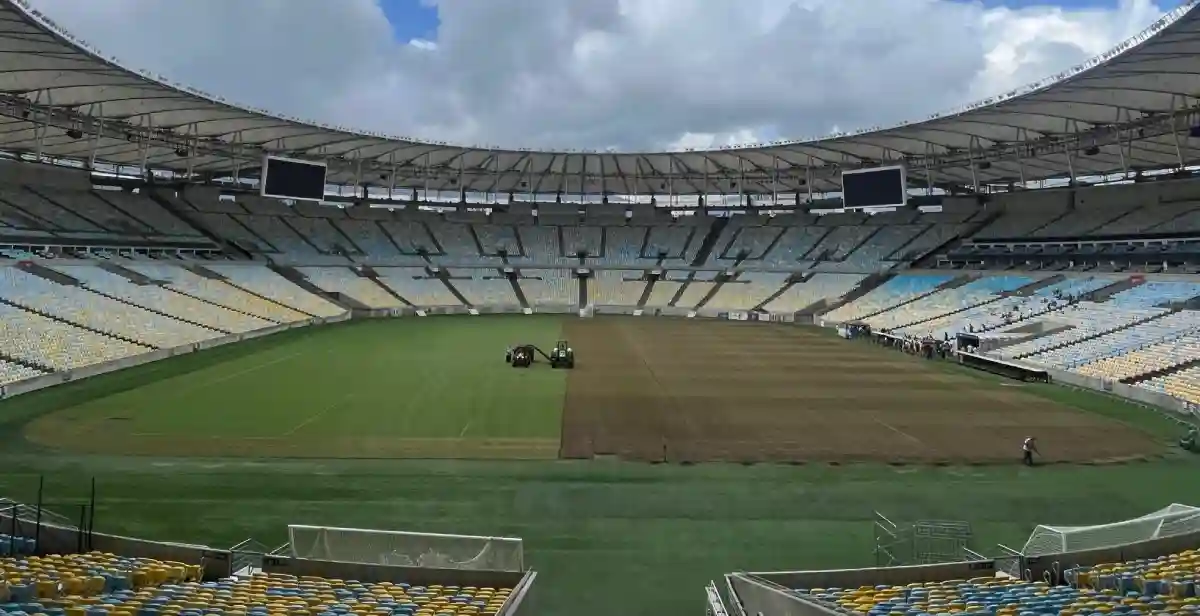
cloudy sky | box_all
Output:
[24,0,1183,152]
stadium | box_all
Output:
[0,1,1199,616]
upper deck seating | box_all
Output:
[599,226,652,265]
[97,191,203,237]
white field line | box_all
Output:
[871,415,926,447]
[281,393,357,436]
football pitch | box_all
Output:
[23,316,570,459]
[0,316,1195,616]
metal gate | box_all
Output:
[873,511,975,566]
[912,520,973,564]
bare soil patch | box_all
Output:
[561,318,1161,464]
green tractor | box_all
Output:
[549,340,575,369]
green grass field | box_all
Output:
[0,317,1197,616]
[19,316,569,458]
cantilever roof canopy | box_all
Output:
[0,0,1199,197]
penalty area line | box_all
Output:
[281,393,357,437]
[871,414,926,448]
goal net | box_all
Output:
[287,525,524,572]
[1020,503,1200,557]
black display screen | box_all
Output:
[262,156,327,201]
[842,166,906,208]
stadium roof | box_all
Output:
[1,0,1200,197]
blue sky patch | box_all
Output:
[379,0,439,42]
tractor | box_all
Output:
[549,340,575,369]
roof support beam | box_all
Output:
[1171,94,1187,169]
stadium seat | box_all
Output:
[587,270,649,306]
[798,548,1200,616]
[705,272,790,311]
[376,267,462,307]
[762,273,866,313]
[822,275,955,323]
[0,552,513,616]
[203,265,347,318]
[297,267,406,309]
[517,269,579,307]
[447,269,520,307]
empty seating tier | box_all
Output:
[1,266,211,349]
[38,266,268,335]
[447,269,519,307]
[822,275,955,323]
[299,267,405,309]
[204,265,347,318]
[1077,335,1200,381]
[376,268,461,307]
[0,303,148,370]
[0,552,512,616]
[126,265,307,324]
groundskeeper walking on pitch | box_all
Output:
[1022,436,1039,466]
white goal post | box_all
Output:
[288,525,524,572]
[1020,503,1200,557]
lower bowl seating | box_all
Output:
[0,552,510,616]
[798,565,1200,616]
[1066,549,1200,603]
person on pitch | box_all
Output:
[1022,436,1039,466]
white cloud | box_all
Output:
[24,0,1171,151]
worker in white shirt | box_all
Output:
[1022,437,1039,466]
